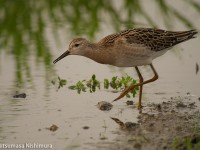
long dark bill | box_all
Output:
[53,51,70,64]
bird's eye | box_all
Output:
[74,44,80,47]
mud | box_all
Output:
[92,95,200,150]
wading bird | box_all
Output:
[53,28,198,110]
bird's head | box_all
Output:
[53,38,89,64]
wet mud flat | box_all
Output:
[93,95,200,150]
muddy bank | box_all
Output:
[92,95,200,150]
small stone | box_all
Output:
[176,102,187,108]
[171,109,175,113]
[97,101,113,111]
[13,93,26,98]
[156,104,162,111]
[134,143,142,149]
[47,124,58,132]
[163,145,168,149]
[83,126,90,130]
[100,136,107,140]
[162,101,167,104]
[189,102,195,106]
[124,122,138,130]
[175,126,182,131]
[126,100,134,105]
[149,122,154,127]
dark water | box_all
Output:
[0,1,200,149]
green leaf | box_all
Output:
[92,74,96,80]
[67,74,139,99]
[58,76,61,81]
[52,76,68,89]
[126,93,130,98]
[104,78,109,88]
[51,80,56,85]
[131,90,137,97]
[68,85,76,90]
[60,79,67,86]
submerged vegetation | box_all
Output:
[0,1,199,149]
[0,0,200,87]
[52,74,138,98]
[51,76,67,90]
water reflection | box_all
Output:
[0,1,200,149]
[0,0,199,86]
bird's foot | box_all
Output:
[113,87,133,102]
[112,93,124,102]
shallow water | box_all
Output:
[0,1,200,150]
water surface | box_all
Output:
[0,1,200,149]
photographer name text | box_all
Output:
[0,143,53,149]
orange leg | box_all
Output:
[135,66,144,109]
[113,64,159,109]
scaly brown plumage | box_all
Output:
[53,28,198,110]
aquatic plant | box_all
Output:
[52,74,138,98]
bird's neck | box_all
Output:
[84,43,113,65]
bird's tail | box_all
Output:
[174,30,198,44]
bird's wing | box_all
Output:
[98,32,121,46]
[123,28,197,51]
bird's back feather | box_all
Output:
[98,28,198,51]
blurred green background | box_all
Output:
[0,0,199,87]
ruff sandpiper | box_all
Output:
[53,28,198,110]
